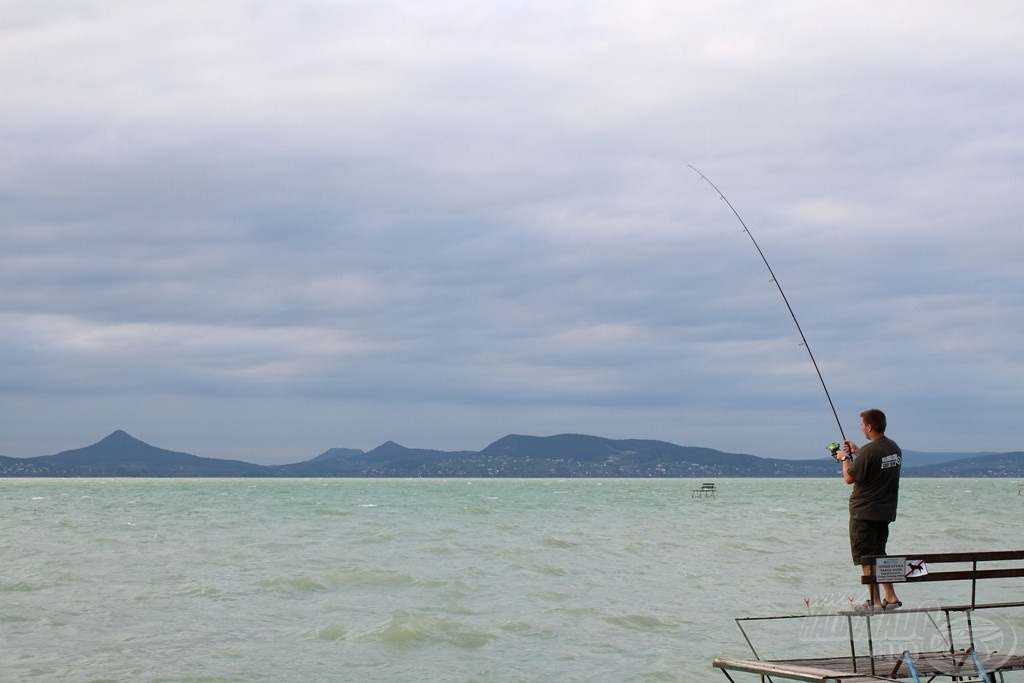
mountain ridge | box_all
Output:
[2,430,1022,478]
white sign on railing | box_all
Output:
[875,556,907,583]
[874,557,928,582]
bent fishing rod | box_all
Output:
[688,165,847,448]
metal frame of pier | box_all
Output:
[713,550,1024,682]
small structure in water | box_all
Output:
[692,482,717,498]
[712,549,1024,681]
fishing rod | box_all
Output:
[688,165,847,449]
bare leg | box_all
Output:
[862,565,883,606]
[881,582,901,606]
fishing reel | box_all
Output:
[828,441,853,462]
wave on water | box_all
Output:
[311,623,348,642]
[259,568,419,593]
[456,505,495,515]
[176,582,227,599]
[0,580,42,593]
[353,611,497,649]
[600,613,673,631]
[311,507,354,516]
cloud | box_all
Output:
[2,0,1023,462]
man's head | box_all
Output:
[860,408,887,437]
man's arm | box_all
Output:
[839,442,858,485]
[841,456,855,484]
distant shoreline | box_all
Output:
[3,430,1022,478]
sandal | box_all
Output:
[882,599,903,610]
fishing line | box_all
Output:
[688,165,846,444]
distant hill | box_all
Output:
[278,441,479,476]
[901,451,1024,477]
[900,450,996,468]
[473,434,829,477]
[1,431,1022,478]
[307,447,365,463]
[0,453,66,476]
[22,430,271,477]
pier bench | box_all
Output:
[861,549,1024,608]
[691,482,716,498]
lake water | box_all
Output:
[2,478,1021,682]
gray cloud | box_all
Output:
[2,0,1023,462]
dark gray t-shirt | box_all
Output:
[848,436,902,522]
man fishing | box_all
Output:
[836,408,903,611]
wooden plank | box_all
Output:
[712,658,873,681]
[862,567,1024,584]
[864,550,1024,564]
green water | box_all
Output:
[1,478,1021,681]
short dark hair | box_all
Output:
[861,408,887,434]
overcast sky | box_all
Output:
[3,1,1023,464]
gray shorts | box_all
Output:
[849,517,890,565]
